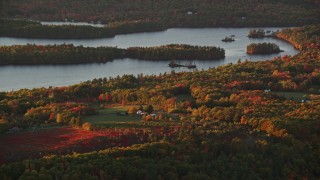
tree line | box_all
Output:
[0,44,225,65]
[0,19,165,39]
[126,44,225,60]
[1,0,320,39]
[1,0,319,29]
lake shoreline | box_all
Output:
[0,27,299,91]
[0,19,303,40]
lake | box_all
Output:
[0,28,298,91]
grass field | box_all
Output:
[83,106,142,128]
[84,105,179,128]
[0,106,180,164]
[23,124,63,133]
[271,91,310,102]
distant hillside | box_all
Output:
[1,0,319,27]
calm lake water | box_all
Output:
[0,28,298,91]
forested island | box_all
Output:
[247,42,283,54]
[126,44,225,60]
[0,0,319,38]
[0,44,225,65]
[0,24,320,179]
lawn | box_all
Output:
[271,91,310,102]
[84,105,179,128]
[83,106,142,127]
[23,124,63,133]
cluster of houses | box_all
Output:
[136,110,157,119]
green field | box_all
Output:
[83,106,141,127]
[23,124,63,133]
[83,106,179,128]
[271,91,310,102]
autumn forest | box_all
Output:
[0,0,320,179]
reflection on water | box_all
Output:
[0,28,298,91]
[40,21,105,27]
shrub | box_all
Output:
[82,122,93,131]
[0,119,9,133]
[127,107,138,114]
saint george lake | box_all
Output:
[0,27,298,91]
